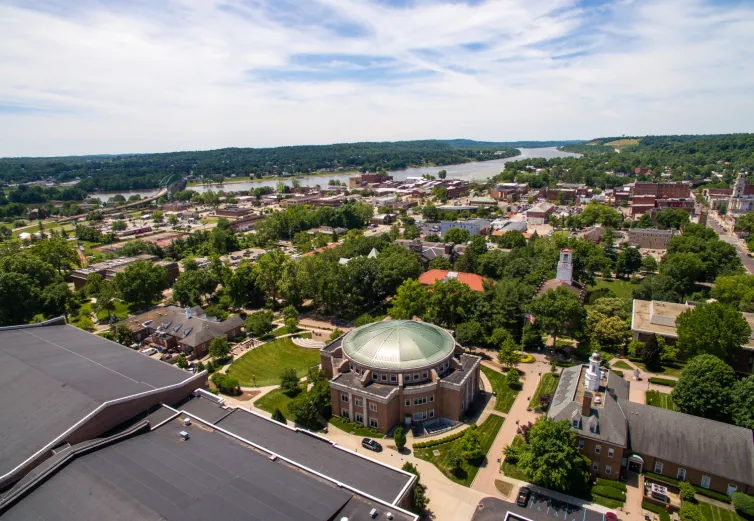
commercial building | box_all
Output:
[230,213,264,232]
[469,195,498,207]
[630,181,694,217]
[526,202,555,224]
[628,228,677,249]
[215,206,251,217]
[548,353,754,495]
[571,225,606,243]
[70,254,179,290]
[418,269,490,292]
[371,213,397,225]
[321,320,482,435]
[631,299,754,374]
[439,218,491,236]
[118,305,245,359]
[489,182,529,202]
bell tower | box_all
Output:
[585,352,601,391]
[556,249,573,284]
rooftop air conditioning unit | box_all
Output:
[183,417,191,426]
[269,455,277,462]
[179,431,189,441]
[369,508,378,518]
[386,513,394,520]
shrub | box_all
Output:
[694,487,731,504]
[596,478,627,491]
[679,482,696,502]
[649,377,677,387]
[679,503,705,521]
[733,492,754,517]
[643,501,671,521]
[413,429,466,449]
[271,408,286,424]
[520,353,535,363]
[446,447,463,471]
[394,426,406,451]
[591,485,626,501]
[211,372,240,395]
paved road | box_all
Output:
[706,213,754,273]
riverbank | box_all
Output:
[186,169,361,187]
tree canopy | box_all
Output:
[671,354,736,422]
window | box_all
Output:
[429,395,434,403]
[370,418,378,428]
[405,374,411,382]
[372,372,378,381]
[405,399,411,407]
[369,403,377,412]
[414,373,420,381]
[654,461,664,474]
[572,419,580,428]
[592,461,599,472]
[354,368,360,376]
[589,424,598,434]
[413,397,427,406]
[414,411,427,421]
[341,410,349,419]
[340,393,349,403]
[355,413,363,424]
[381,374,387,382]
[390,374,397,382]
[608,448,615,458]
[578,439,585,449]
[605,465,612,476]
[354,398,362,407]
[677,468,686,481]
[422,371,428,379]
[595,445,601,455]
[701,476,711,489]
[429,409,435,418]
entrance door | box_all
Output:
[728,484,738,497]
[628,461,642,473]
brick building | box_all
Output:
[630,182,694,217]
[70,254,179,291]
[489,183,529,202]
[320,320,481,435]
[526,202,555,224]
[628,228,677,249]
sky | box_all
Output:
[1,0,753,157]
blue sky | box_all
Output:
[0,0,753,156]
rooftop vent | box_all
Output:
[183,417,191,426]
[179,431,190,441]
[386,513,394,520]
[269,455,278,462]
[369,508,378,518]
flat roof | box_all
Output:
[210,406,413,504]
[0,322,194,479]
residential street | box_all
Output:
[706,211,754,273]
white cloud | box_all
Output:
[0,0,752,156]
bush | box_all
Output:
[679,503,705,521]
[679,482,696,502]
[394,426,406,451]
[643,501,671,521]
[732,492,754,517]
[210,372,240,395]
[649,377,677,387]
[413,429,466,449]
[520,353,535,363]
[596,478,627,491]
[694,487,732,504]
[591,485,626,501]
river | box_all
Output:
[87,147,579,202]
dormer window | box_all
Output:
[589,424,598,433]
[572,419,580,428]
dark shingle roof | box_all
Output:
[625,402,754,486]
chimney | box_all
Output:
[582,391,592,416]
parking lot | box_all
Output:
[525,491,605,521]
[472,494,606,521]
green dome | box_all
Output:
[342,320,456,371]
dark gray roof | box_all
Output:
[0,418,356,521]
[625,402,754,486]
[176,396,234,424]
[0,323,193,479]
[213,408,413,504]
[442,354,480,385]
[331,371,397,398]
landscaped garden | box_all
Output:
[529,373,559,410]
[611,360,634,371]
[586,278,634,303]
[228,337,321,387]
[328,416,384,438]
[634,360,686,378]
[646,390,678,411]
[414,413,504,487]
[254,387,299,419]
[481,365,519,414]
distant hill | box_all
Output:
[442,139,583,149]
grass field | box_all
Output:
[501,436,528,480]
[415,414,504,487]
[530,373,559,409]
[635,361,686,378]
[605,138,640,148]
[587,278,634,302]
[481,366,520,414]
[611,360,634,371]
[646,390,678,411]
[228,337,321,387]
[328,416,384,438]
[698,502,747,521]
[254,387,300,418]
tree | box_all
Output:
[641,255,658,273]
[506,368,521,389]
[111,220,127,231]
[678,503,705,521]
[438,169,447,179]
[590,314,628,351]
[329,328,344,342]
[460,426,484,461]
[114,324,134,345]
[425,278,479,328]
[732,492,754,518]
[446,447,463,471]
[288,379,331,428]
[679,482,696,502]
[227,261,265,308]
[656,209,690,230]
[639,334,663,369]
[444,227,470,244]
[528,287,585,346]
[497,339,521,370]
[393,426,406,451]
[254,249,287,306]
[730,376,754,429]
[209,337,230,361]
[411,484,430,515]
[513,417,590,493]
[389,279,429,320]
[615,247,642,277]
[76,315,95,332]
[172,269,217,307]
[280,368,300,395]
[353,313,375,327]
[659,252,704,296]
[211,373,240,395]
[454,321,484,347]
[245,310,275,337]
[710,274,754,311]
[114,261,168,310]
[167,214,179,226]
[31,238,80,275]
[272,408,287,424]
[176,356,188,369]
[672,354,736,422]
[282,305,299,332]
[151,210,165,223]
[94,282,118,320]
[676,302,751,362]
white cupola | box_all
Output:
[585,352,601,391]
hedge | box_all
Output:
[732,492,754,517]
[554,360,577,368]
[592,494,623,509]
[643,472,731,503]
[596,478,627,492]
[643,501,671,521]
[413,429,467,449]
[591,485,626,502]
[649,377,677,387]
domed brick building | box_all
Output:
[320,320,482,434]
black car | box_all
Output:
[361,438,382,452]
[516,487,531,507]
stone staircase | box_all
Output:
[292,337,326,349]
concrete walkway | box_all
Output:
[608,358,679,405]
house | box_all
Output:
[526,202,555,224]
[631,299,754,374]
[417,269,490,292]
[571,225,605,243]
[469,195,498,207]
[118,306,245,358]
[628,228,677,250]
[535,249,586,303]
[394,239,456,265]
[548,352,754,495]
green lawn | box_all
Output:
[611,360,634,371]
[254,387,300,418]
[481,366,520,414]
[698,501,748,521]
[228,337,321,387]
[328,416,384,438]
[501,436,528,480]
[415,414,504,487]
[530,373,559,409]
[587,278,634,302]
[646,390,678,411]
[635,361,685,378]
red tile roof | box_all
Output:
[417,269,490,292]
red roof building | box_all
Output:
[417,269,491,292]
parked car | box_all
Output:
[140,347,157,356]
[361,438,382,452]
[605,513,618,521]
[516,486,531,507]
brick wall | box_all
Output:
[578,436,624,480]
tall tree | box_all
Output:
[389,279,429,320]
[675,301,751,362]
[730,376,754,429]
[671,354,736,423]
[528,287,585,346]
[114,260,168,310]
